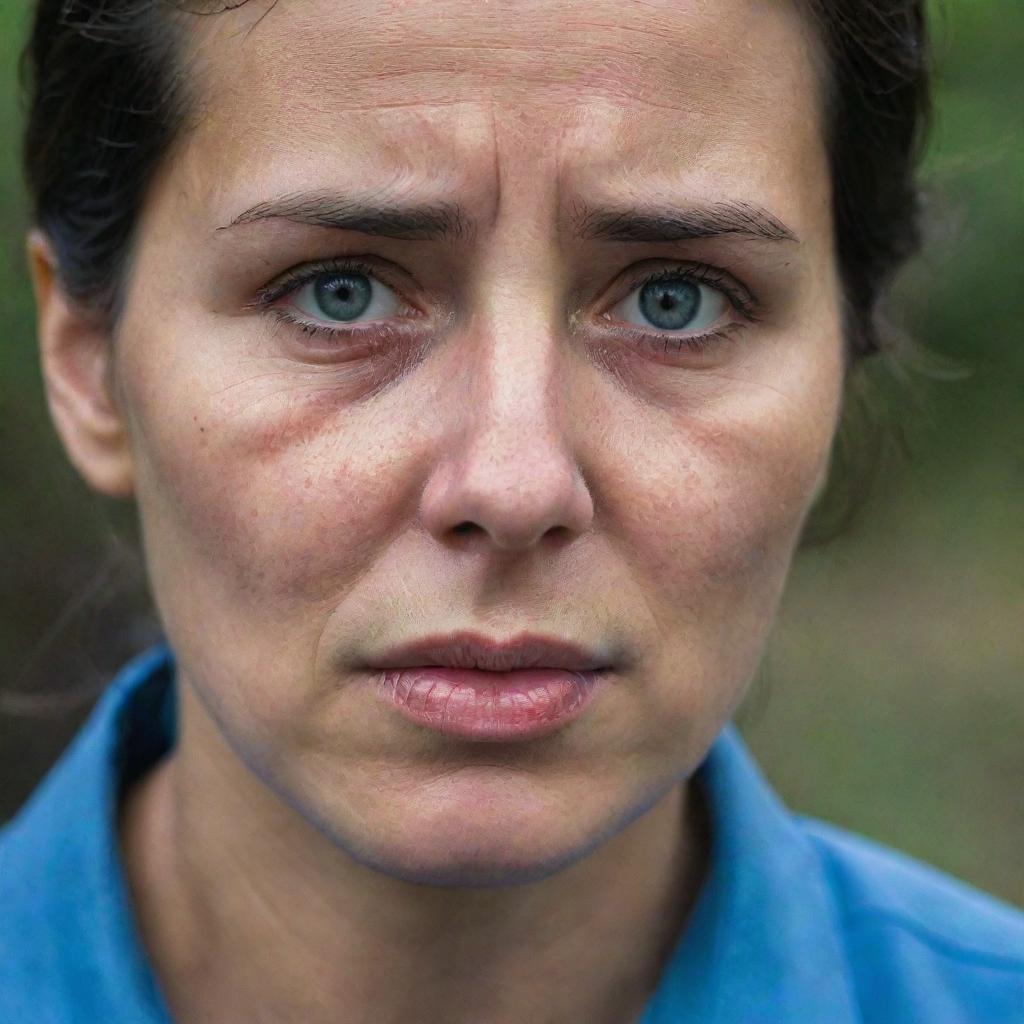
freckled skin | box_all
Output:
[72,0,845,1019]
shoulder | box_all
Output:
[799,816,1024,1022]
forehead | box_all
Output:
[176,0,828,231]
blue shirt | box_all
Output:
[2,645,1023,1022]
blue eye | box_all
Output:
[611,276,729,333]
[291,270,401,325]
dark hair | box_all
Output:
[21,0,932,534]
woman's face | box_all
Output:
[89,0,842,882]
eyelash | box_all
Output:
[251,257,761,358]
[603,263,761,358]
[251,258,418,348]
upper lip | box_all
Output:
[364,630,613,673]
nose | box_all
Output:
[417,314,596,553]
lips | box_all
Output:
[363,630,615,741]
[374,666,606,741]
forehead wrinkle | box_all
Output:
[178,0,821,135]
[181,0,811,119]
[178,90,491,217]
[169,0,828,248]
[488,99,503,234]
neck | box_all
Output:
[120,680,710,1024]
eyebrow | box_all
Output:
[572,199,799,244]
[218,191,473,241]
[219,191,798,246]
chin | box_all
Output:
[315,780,669,889]
[341,826,610,888]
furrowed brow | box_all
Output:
[574,199,799,244]
[218,191,473,241]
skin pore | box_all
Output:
[30,0,844,1021]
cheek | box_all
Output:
[613,363,841,703]
[123,353,415,617]
[627,411,832,598]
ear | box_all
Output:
[27,229,135,498]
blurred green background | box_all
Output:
[1,2,1021,905]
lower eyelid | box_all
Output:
[634,323,747,359]
[271,305,391,334]
[275,289,420,329]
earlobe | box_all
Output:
[27,229,135,499]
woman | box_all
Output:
[2,0,1022,1021]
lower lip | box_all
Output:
[373,667,605,741]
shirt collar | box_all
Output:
[1,644,176,1023]
[640,724,860,1023]
[3,645,859,1024]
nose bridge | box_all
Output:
[464,136,568,437]
[470,262,566,428]
[416,116,597,551]
[418,270,595,551]
[472,300,572,475]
